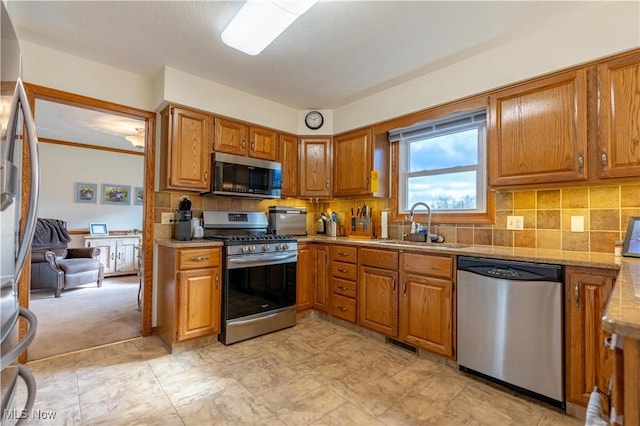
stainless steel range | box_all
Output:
[202,211,297,345]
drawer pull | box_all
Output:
[337,268,349,273]
[191,256,210,262]
[337,285,348,291]
[392,278,396,293]
[337,252,349,257]
[403,279,407,295]
[337,306,348,312]
[574,280,580,307]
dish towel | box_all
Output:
[585,387,607,426]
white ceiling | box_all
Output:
[6,1,611,151]
[7,0,602,110]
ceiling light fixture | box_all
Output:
[221,0,318,56]
[125,128,145,150]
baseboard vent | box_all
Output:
[386,337,418,354]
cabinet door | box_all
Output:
[280,133,299,197]
[115,238,139,273]
[163,106,213,191]
[596,51,640,179]
[296,244,314,311]
[85,238,115,275]
[214,117,248,156]
[249,126,278,161]
[333,128,372,197]
[566,267,616,408]
[299,137,331,198]
[313,245,329,311]
[399,273,452,356]
[178,267,221,341]
[489,69,588,186]
[358,266,398,336]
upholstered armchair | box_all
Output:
[30,218,104,298]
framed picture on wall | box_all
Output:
[134,187,143,206]
[101,184,131,205]
[74,182,97,203]
[622,216,640,258]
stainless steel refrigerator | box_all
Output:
[1,1,40,421]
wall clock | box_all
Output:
[304,111,323,130]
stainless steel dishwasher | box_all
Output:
[457,256,564,408]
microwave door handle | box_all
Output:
[12,79,41,281]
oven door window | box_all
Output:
[225,262,296,319]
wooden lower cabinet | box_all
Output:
[399,252,454,357]
[296,243,314,310]
[565,266,617,409]
[157,245,222,351]
[329,245,358,323]
[313,245,330,311]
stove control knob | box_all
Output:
[275,244,282,251]
[241,246,249,253]
[262,245,270,252]
[250,245,256,252]
[282,243,289,250]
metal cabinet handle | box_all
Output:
[111,253,115,260]
[215,273,219,290]
[242,140,246,149]
[365,178,369,189]
[337,268,349,273]
[403,279,407,295]
[337,306,348,312]
[338,252,349,257]
[392,278,396,293]
[204,170,208,183]
[578,150,584,174]
[337,285,348,291]
[326,180,329,189]
[251,142,255,151]
[601,147,608,172]
[191,256,210,261]
[574,280,580,307]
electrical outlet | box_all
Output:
[571,216,585,232]
[507,215,524,230]
[161,212,174,225]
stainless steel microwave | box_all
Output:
[203,152,282,199]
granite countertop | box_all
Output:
[154,235,640,339]
[155,238,224,249]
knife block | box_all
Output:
[346,211,374,239]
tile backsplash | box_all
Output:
[154,182,639,254]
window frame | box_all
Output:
[386,96,495,225]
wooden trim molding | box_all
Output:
[39,137,144,156]
[22,83,156,344]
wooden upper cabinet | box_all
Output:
[249,126,278,161]
[488,69,588,186]
[596,51,640,179]
[299,137,332,198]
[333,128,388,198]
[279,133,299,197]
[214,117,248,156]
[333,128,372,196]
[159,105,213,191]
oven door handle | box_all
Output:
[228,253,297,265]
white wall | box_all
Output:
[38,143,144,236]
[334,2,640,133]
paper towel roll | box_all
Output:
[381,211,388,239]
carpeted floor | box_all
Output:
[28,275,142,360]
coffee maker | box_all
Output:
[174,195,192,241]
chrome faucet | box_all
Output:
[409,202,432,241]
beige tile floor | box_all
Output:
[16,316,582,425]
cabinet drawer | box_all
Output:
[330,293,357,323]
[178,248,221,269]
[331,261,357,280]
[359,248,398,269]
[330,245,357,263]
[331,277,357,298]
[402,253,452,279]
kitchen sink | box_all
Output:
[375,240,469,249]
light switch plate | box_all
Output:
[161,212,175,225]
[571,216,585,232]
[507,216,524,230]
